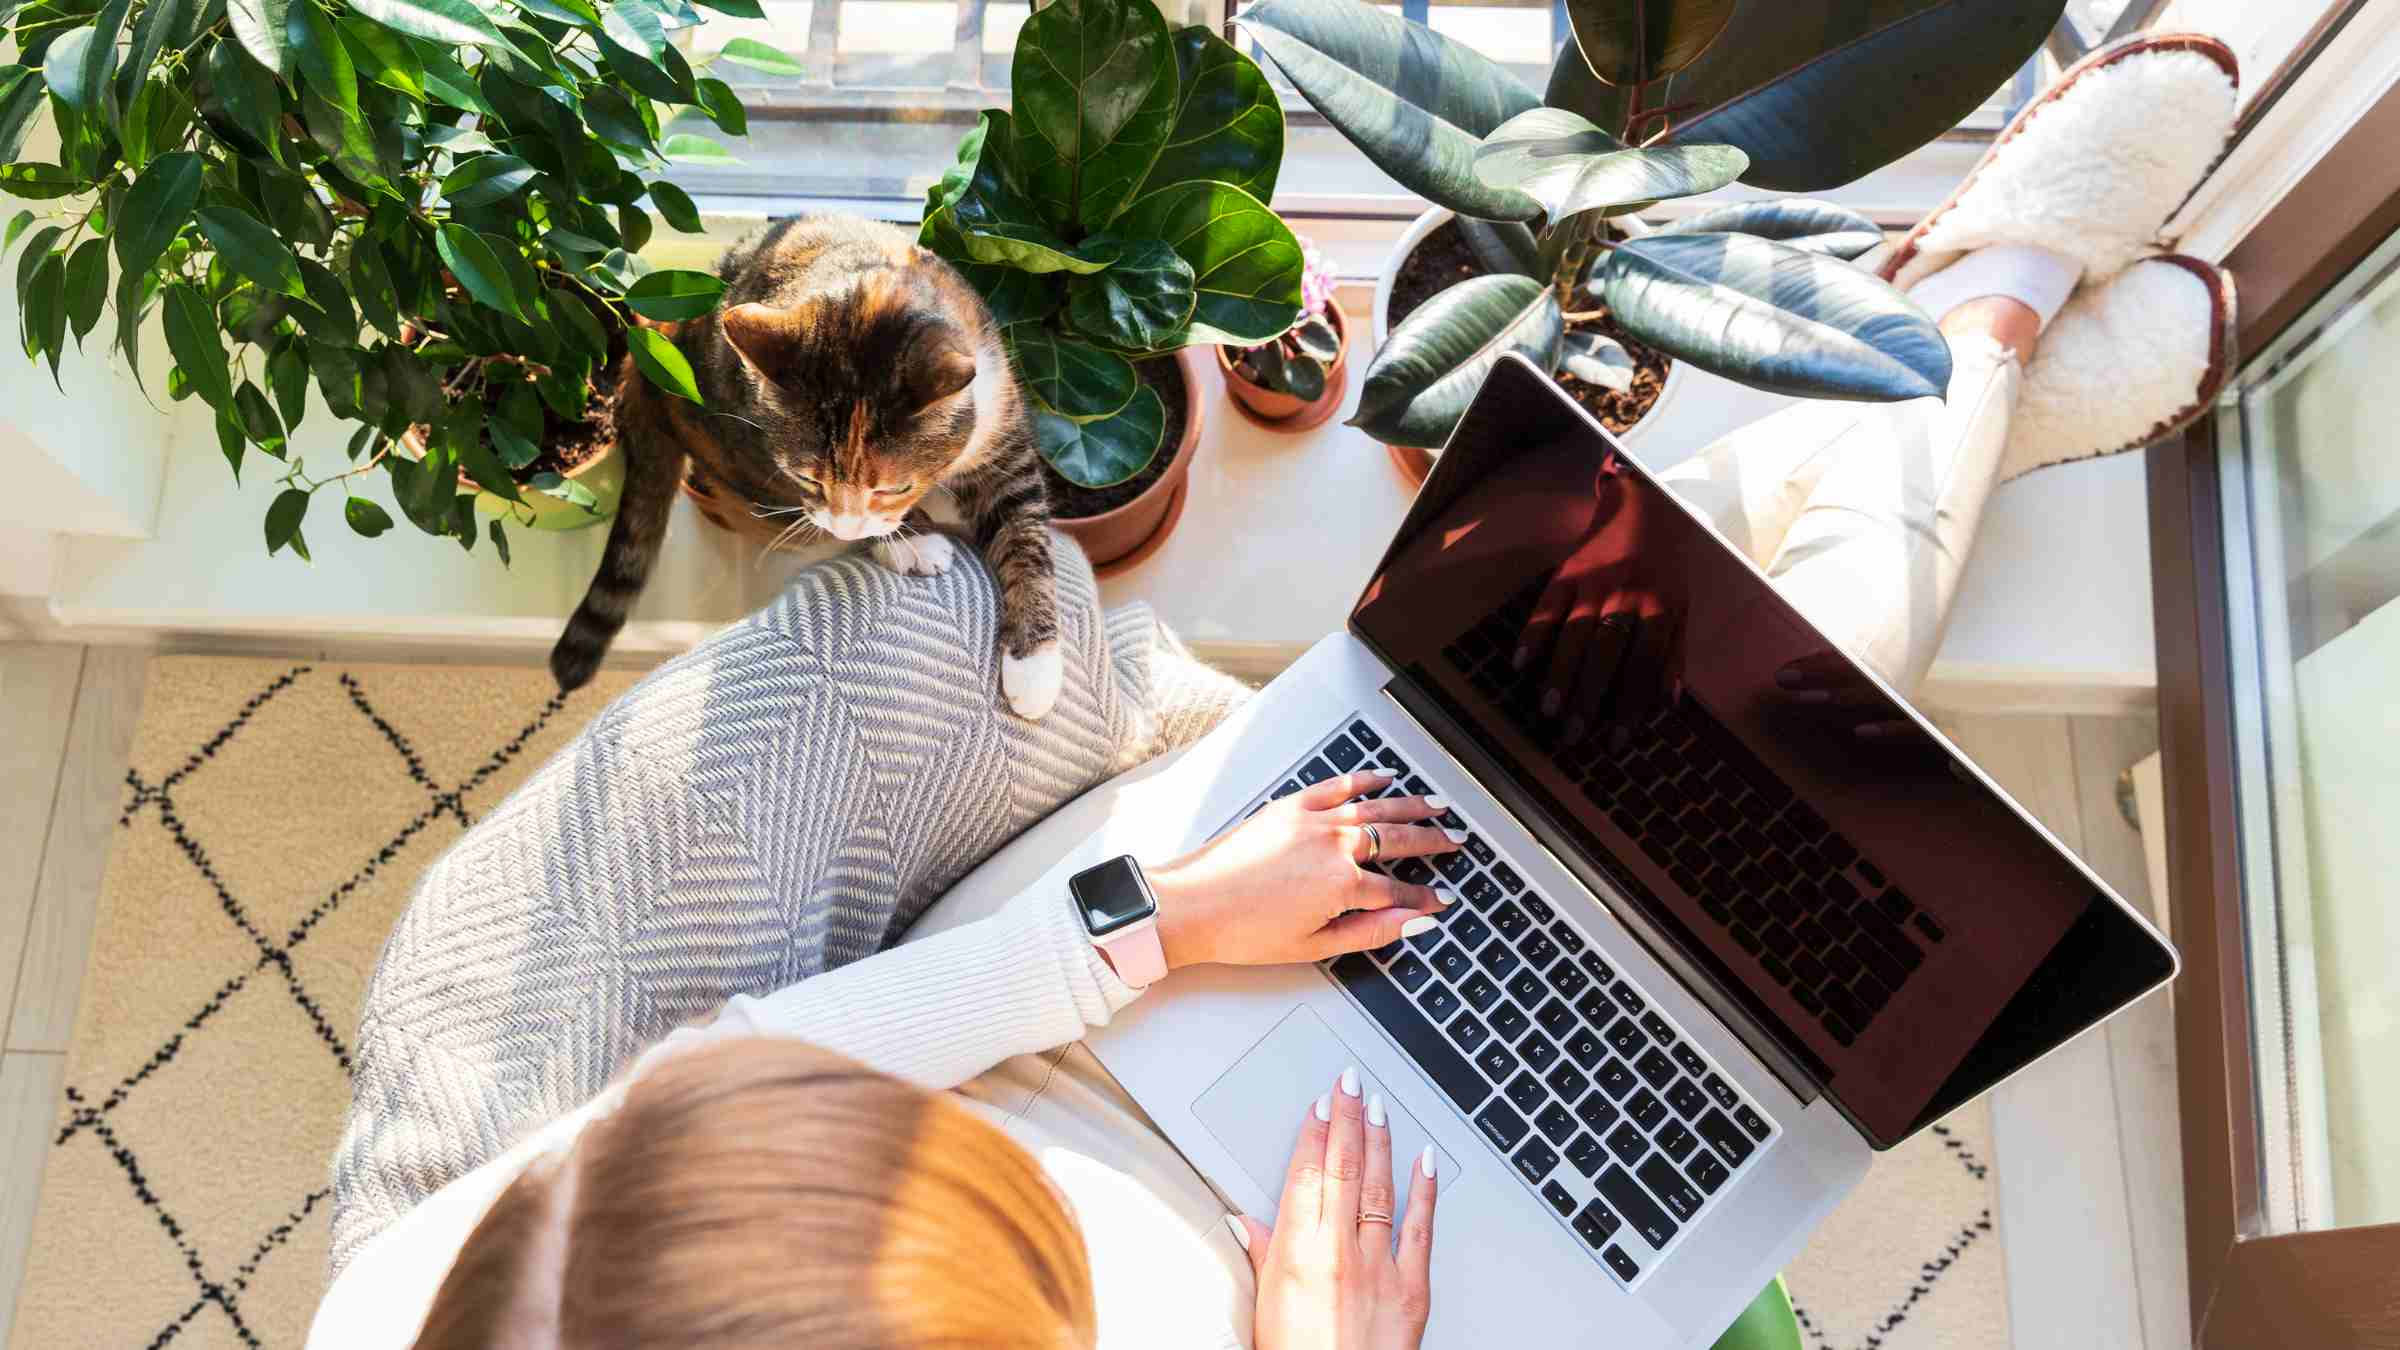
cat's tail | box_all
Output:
[551,363,686,692]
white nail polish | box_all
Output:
[1224,1214,1252,1251]
[1367,1093,1387,1127]
[1314,1092,1332,1123]
[1433,888,1458,906]
[1399,915,1438,938]
[1443,827,1470,844]
[1339,1065,1361,1098]
[1419,1145,1438,1179]
[1424,795,1450,809]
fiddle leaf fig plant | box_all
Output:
[922,0,1304,489]
[0,0,797,558]
[1242,0,2068,448]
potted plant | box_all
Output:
[1219,237,1348,430]
[1242,0,2062,480]
[920,0,1305,573]
[0,0,797,559]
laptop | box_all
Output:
[1042,353,2178,1347]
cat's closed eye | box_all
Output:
[876,483,915,496]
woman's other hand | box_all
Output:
[1233,1068,1438,1350]
[1148,771,1458,971]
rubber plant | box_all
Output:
[1240,0,2068,449]
[0,0,798,560]
[921,0,1305,492]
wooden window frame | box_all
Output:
[2149,40,2400,1349]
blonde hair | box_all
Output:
[411,1038,1098,1350]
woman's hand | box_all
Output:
[1148,771,1460,971]
[1233,1068,1439,1350]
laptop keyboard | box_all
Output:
[1234,716,1779,1289]
[1440,581,1946,1048]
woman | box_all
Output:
[317,35,2240,1350]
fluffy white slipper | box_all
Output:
[1884,33,2238,291]
[2000,254,2235,480]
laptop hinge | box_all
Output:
[1378,678,1826,1108]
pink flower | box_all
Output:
[1298,239,1337,319]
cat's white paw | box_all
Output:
[870,532,957,577]
[1002,640,1064,721]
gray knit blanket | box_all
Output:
[328,536,1249,1275]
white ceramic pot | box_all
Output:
[1369,205,1691,459]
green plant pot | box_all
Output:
[1710,1277,1802,1350]
[473,433,625,532]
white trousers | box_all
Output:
[1657,336,2021,695]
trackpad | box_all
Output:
[1193,1007,1462,1227]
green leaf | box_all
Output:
[253,163,333,250]
[647,180,702,232]
[627,325,699,401]
[161,281,233,408]
[412,41,493,111]
[709,37,803,77]
[265,486,309,557]
[338,15,426,99]
[234,378,288,454]
[305,339,363,417]
[1064,234,1194,352]
[441,153,536,206]
[227,0,293,79]
[578,86,650,152]
[623,267,725,321]
[435,222,523,319]
[513,0,597,24]
[617,202,652,253]
[0,67,48,163]
[215,405,245,480]
[15,225,61,311]
[1130,25,1281,205]
[1663,0,2062,191]
[119,0,196,110]
[1593,232,1950,401]
[1665,198,1884,260]
[1350,273,1562,448]
[1009,0,1176,232]
[267,335,309,425]
[693,77,745,135]
[659,133,735,165]
[691,0,761,16]
[112,265,152,383]
[114,151,200,277]
[349,0,505,47]
[348,237,401,337]
[1033,384,1164,488]
[46,0,129,116]
[1111,180,1302,347]
[921,207,1062,328]
[600,0,663,56]
[451,409,523,502]
[288,1,358,116]
[1475,109,1747,221]
[1239,0,1541,221]
[345,496,393,536]
[1011,326,1134,420]
[62,236,105,341]
[24,251,65,377]
[1564,0,1734,86]
[0,163,82,198]
[1559,328,1633,391]
[194,204,307,297]
[1,210,32,259]
[1290,315,1339,362]
[490,382,542,467]
[380,343,441,421]
[204,42,283,161]
[487,517,509,563]
[292,256,356,338]
[938,112,1111,276]
[529,469,596,510]
[555,292,609,357]
[1455,216,1540,279]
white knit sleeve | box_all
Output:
[650,881,1145,1090]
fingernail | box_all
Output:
[1367,1092,1388,1127]
[1423,795,1450,809]
[1363,769,1392,782]
[1432,888,1458,907]
[1443,827,1469,844]
[1339,1065,1361,1098]
[1540,689,1562,718]
[1418,1145,1437,1179]
[1223,1214,1252,1251]
[1565,716,1586,744]
[1314,1093,1332,1123]
[1399,915,1438,938]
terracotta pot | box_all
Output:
[1372,206,1693,488]
[1052,346,1207,577]
[401,423,626,532]
[1216,303,1350,432]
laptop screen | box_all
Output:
[1349,356,2175,1147]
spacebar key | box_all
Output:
[1329,955,1492,1112]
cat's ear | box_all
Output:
[721,302,805,377]
[912,345,979,407]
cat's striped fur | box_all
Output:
[551,215,1064,717]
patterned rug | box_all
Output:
[9,655,2007,1348]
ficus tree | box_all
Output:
[1240,0,2068,449]
[0,0,800,559]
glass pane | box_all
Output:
[2221,222,2400,1235]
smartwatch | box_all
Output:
[1069,855,1168,988]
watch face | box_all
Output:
[1070,857,1155,937]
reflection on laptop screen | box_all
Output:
[1350,357,2173,1146]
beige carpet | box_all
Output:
[11,655,2007,1348]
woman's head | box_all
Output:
[412,1038,1097,1349]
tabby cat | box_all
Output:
[550,215,1064,719]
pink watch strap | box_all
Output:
[1098,919,1168,988]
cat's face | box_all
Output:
[717,285,986,540]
